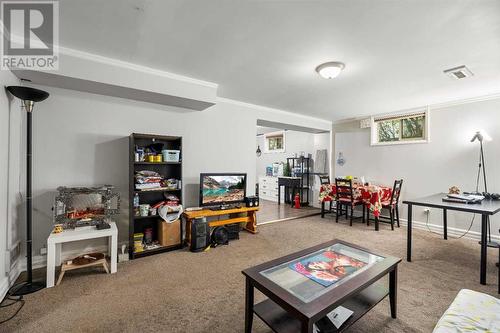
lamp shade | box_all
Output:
[470,130,492,143]
[7,86,49,102]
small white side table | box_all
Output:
[46,222,118,288]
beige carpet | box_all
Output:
[2,215,499,332]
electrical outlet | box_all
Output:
[40,247,47,255]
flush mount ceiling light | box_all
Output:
[315,61,345,79]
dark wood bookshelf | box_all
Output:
[133,215,161,220]
[134,188,181,194]
[129,133,183,260]
[132,244,183,258]
[134,161,181,165]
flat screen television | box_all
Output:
[199,173,247,207]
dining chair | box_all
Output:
[318,175,330,185]
[380,179,403,230]
[335,178,365,226]
[318,174,334,216]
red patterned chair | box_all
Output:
[379,179,403,230]
[335,178,365,226]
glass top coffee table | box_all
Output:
[242,239,401,333]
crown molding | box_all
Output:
[216,97,332,126]
[429,91,500,110]
[58,46,218,89]
[333,91,500,125]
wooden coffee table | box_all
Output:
[242,239,401,333]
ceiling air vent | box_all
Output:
[443,65,473,79]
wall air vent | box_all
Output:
[443,65,473,79]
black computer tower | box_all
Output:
[190,217,209,252]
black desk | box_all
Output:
[404,193,500,285]
[277,177,301,207]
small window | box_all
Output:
[264,131,285,153]
[371,110,429,145]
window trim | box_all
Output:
[370,108,430,146]
[264,130,286,153]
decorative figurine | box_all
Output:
[448,186,460,195]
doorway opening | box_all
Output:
[255,120,331,224]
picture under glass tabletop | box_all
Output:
[259,243,384,303]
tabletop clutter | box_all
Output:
[444,185,500,203]
[265,155,311,177]
[57,252,109,286]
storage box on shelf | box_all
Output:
[158,219,181,247]
[129,133,183,259]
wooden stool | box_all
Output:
[56,253,109,286]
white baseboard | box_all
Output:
[0,259,22,301]
[0,277,9,301]
[399,218,500,242]
[2,240,127,299]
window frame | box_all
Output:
[370,108,430,146]
[264,130,286,153]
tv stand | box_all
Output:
[209,204,241,211]
[183,206,258,247]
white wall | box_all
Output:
[20,85,330,264]
[311,132,331,207]
[334,97,500,238]
[256,130,315,177]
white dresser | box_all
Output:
[258,176,284,202]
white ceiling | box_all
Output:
[59,0,500,121]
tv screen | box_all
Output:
[200,173,247,206]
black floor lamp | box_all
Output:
[470,131,488,193]
[470,130,495,246]
[6,86,49,296]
